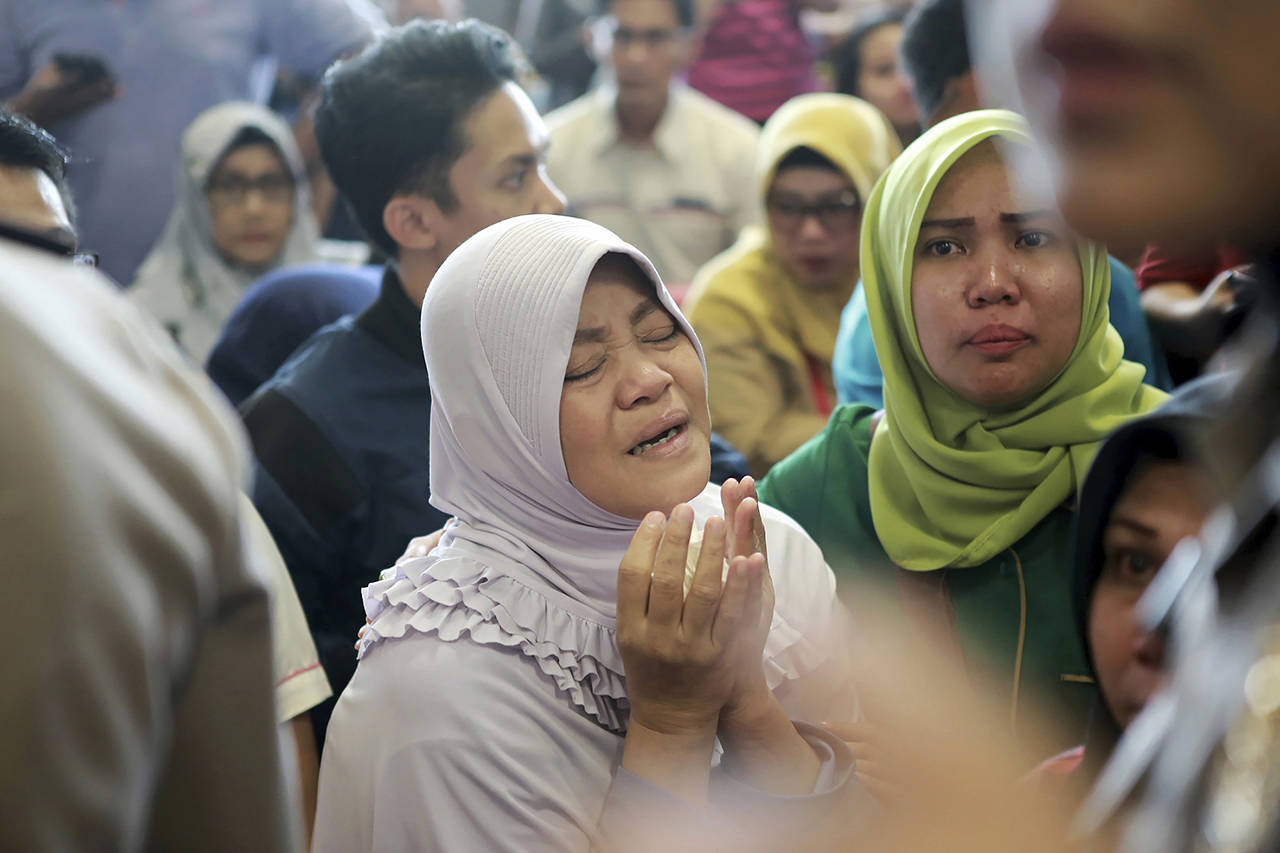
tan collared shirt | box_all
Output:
[545,84,761,287]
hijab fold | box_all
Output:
[862,110,1167,571]
[129,101,321,361]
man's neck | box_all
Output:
[393,248,441,310]
[614,89,670,145]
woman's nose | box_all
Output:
[536,172,567,216]
[617,353,671,408]
[966,259,1021,307]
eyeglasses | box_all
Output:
[765,190,862,233]
[206,174,294,207]
[0,220,97,267]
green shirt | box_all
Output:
[759,403,1097,751]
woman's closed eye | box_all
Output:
[640,324,680,346]
[565,356,606,383]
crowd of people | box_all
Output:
[2,0,1278,850]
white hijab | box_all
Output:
[129,101,322,362]
[361,215,846,732]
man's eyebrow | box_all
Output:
[919,216,975,229]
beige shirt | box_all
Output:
[545,83,761,286]
[0,240,297,851]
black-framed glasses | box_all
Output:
[0,220,97,267]
[765,190,862,233]
[206,173,294,207]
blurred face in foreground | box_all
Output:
[992,0,1280,250]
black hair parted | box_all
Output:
[832,7,909,99]
[900,0,970,120]
[0,109,75,226]
[597,0,696,29]
[314,19,521,257]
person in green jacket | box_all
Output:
[758,109,1167,754]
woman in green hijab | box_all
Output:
[758,110,1167,751]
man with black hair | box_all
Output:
[544,0,760,287]
[897,0,977,129]
[241,19,565,746]
[0,110,77,254]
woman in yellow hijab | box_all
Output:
[684,94,900,477]
[758,110,1167,752]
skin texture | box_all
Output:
[855,23,920,138]
[766,165,862,291]
[206,142,295,271]
[0,164,75,250]
[559,257,712,520]
[910,144,1083,410]
[601,0,689,141]
[394,81,565,305]
[1091,460,1212,727]
[1005,0,1280,249]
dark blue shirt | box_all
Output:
[242,267,448,742]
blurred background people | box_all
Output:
[829,7,920,147]
[686,0,834,124]
[129,103,326,363]
[685,94,898,476]
[0,0,384,284]
[545,0,761,288]
[241,20,564,749]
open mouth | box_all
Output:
[628,424,685,456]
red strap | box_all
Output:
[805,353,833,417]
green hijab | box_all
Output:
[862,110,1167,571]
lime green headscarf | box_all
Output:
[863,109,1167,572]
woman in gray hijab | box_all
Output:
[129,101,322,361]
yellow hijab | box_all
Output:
[687,94,901,371]
[863,110,1167,571]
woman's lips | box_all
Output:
[968,325,1031,357]
[627,423,691,461]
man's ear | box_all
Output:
[382,193,440,253]
[584,18,609,66]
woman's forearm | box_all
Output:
[719,689,823,796]
[621,717,718,805]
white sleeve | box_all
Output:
[240,495,333,723]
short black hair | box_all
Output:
[831,8,908,99]
[314,19,521,257]
[0,110,75,227]
[900,0,970,120]
[598,0,695,29]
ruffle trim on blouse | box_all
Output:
[358,556,831,734]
